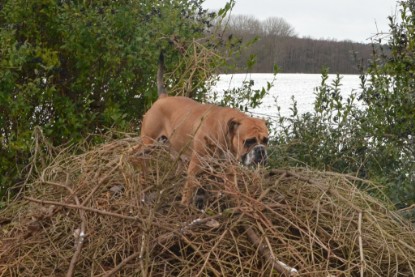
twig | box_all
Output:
[180,235,222,277]
[180,214,223,234]
[24,196,142,222]
[37,176,87,277]
[66,195,86,277]
[102,251,142,277]
[269,169,320,185]
[258,172,287,202]
[195,230,228,277]
[398,203,415,212]
[244,226,298,276]
[82,157,122,204]
[101,215,225,276]
[23,196,179,233]
[139,233,147,277]
[358,212,365,277]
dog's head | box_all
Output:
[228,117,269,166]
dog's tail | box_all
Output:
[157,51,167,98]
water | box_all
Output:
[209,73,362,119]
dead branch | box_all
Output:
[244,226,299,276]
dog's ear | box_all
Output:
[227,118,241,137]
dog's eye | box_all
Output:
[262,137,269,145]
[244,138,257,148]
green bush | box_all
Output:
[271,71,367,177]
[272,0,415,209]
[0,0,231,198]
[359,0,415,207]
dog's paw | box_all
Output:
[194,188,207,210]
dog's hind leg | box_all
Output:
[128,135,169,178]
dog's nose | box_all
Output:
[253,145,267,164]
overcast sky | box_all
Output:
[203,0,399,43]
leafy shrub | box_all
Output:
[0,0,232,198]
[271,71,367,177]
[271,0,415,209]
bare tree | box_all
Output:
[259,17,297,71]
[227,14,263,36]
[262,17,296,37]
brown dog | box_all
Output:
[138,53,269,205]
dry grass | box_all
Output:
[1,132,415,277]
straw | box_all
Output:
[1,133,414,276]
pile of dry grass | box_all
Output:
[1,132,415,277]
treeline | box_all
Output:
[222,15,373,74]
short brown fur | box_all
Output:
[137,54,269,205]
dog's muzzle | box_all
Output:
[242,144,268,166]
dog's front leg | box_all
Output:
[223,165,241,205]
[181,155,202,206]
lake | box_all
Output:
[209,73,362,119]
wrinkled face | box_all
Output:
[230,117,269,166]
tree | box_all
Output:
[358,0,415,207]
[262,17,296,38]
[0,0,226,199]
[227,14,263,37]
